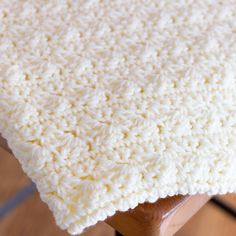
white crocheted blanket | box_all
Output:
[0,1,236,234]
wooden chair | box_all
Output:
[0,135,210,236]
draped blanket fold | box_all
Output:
[0,1,236,234]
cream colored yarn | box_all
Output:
[0,0,236,234]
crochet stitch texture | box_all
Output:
[0,0,236,234]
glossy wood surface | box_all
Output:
[176,195,236,236]
[106,195,209,236]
